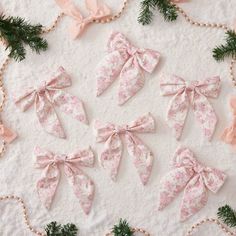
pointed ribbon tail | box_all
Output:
[96,50,128,96]
[100,134,123,181]
[125,132,153,185]
[50,89,88,125]
[192,92,218,141]
[36,94,66,139]
[167,92,189,140]
[0,125,17,143]
[67,170,95,214]
[37,165,60,209]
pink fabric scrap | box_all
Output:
[14,67,88,139]
[55,0,111,39]
[96,32,161,105]
[158,146,226,221]
[160,75,221,140]
[94,113,155,185]
[35,146,95,214]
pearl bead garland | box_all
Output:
[0,195,46,236]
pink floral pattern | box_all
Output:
[160,75,221,140]
[158,146,227,221]
[55,0,111,39]
[14,67,88,139]
[221,96,236,148]
[35,146,95,214]
[96,32,160,105]
[0,123,17,143]
[94,113,155,185]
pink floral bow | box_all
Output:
[0,123,17,143]
[35,146,95,214]
[158,147,226,221]
[55,0,111,39]
[96,32,160,105]
[221,96,236,148]
[160,75,220,140]
[94,113,155,185]
[14,67,88,139]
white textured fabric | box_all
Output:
[0,0,236,235]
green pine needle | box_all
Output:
[218,205,236,228]
[0,14,48,61]
[138,0,178,25]
[213,30,236,61]
[112,219,134,236]
[45,222,78,236]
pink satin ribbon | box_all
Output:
[94,113,155,185]
[35,146,95,214]
[160,75,220,140]
[158,146,226,221]
[221,96,236,148]
[14,67,88,139]
[0,123,17,143]
[96,32,160,105]
[55,0,111,39]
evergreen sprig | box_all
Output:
[0,14,48,61]
[218,205,236,228]
[112,219,134,236]
[213,30,236,61]
[45,222,79,236]
[138,0,178,25]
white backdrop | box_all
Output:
[0,0,236,235]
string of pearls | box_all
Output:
[186,218,236,236]
[0,195,46,236]
[105,226,150,236]
[175,4,236,86]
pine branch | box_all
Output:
[218,205,236,228]
[0,14,48,61]
[45,222,79,236]
[213,30,236,61]
[138,0,178,25]
[112,219,134,236]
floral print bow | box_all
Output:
[160,75,221,140]
[221,96,236,148]
[0,123,17,143]
[158,147,226,221]
[96,32,160,105]
[55,0,111,39]
[35,146,95,214]
[94,113,155,185]
[14,67,88,139]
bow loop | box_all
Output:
[96,32,160,105]
[35,147,95,214]
[158,147,226,221]
[94,113,155,184]
[160,75,220,140]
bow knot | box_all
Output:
[35,147,95,214]
[94,113,155,185]
[55,0,111,39]
[96,32,160,105]
[158,147,226,221]
[160,75,220,140]
[15,67,88,139]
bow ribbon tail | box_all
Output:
[66,169,95,214]
[192,92,217,140]
[0,124,17,143]
[37,165,60,209]
[166,92,189,140]
[100,134,123,181]
[49,89,88,125]
[180,175,208,221]
[96,50,128,97]
[35,94,66,138]
[125,132,153,185]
